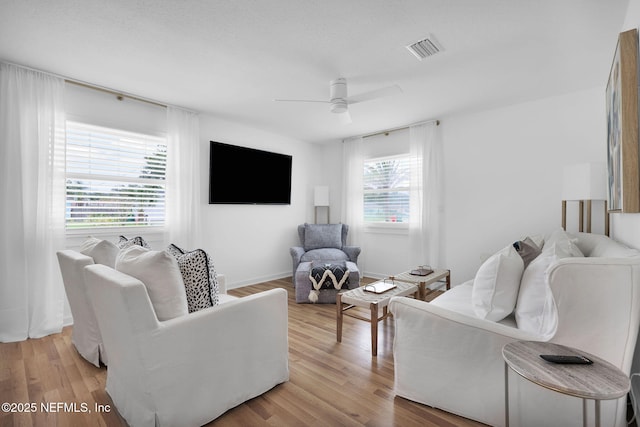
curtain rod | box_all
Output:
[66,80,168,109]
[2,59,171,109]
[361,118,440,139]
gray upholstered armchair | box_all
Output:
[290,223,361,287]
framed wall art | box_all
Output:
[606,28,640,213]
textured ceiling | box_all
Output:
[0,0,630,143]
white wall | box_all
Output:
[198,117,321,288]
[442,88,606,283]
[611,0,640,249]
[322,87,607,284]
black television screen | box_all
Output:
[209,141,292,204]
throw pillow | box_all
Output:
[307,261,350,303]
[116,235,151,250]
[115,245,188,321]
[166,244,219,313]
[303,223,343,251]
[513,237,542,269]
[472,245,524,321]
[309,261,350,290]
[543,229,583,257]
[166,243,186,258]
[79,236,119,268]
[515,243,577,336]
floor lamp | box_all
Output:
[561,163,609,236]
[314,186,330,224]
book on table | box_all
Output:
[410,265,434,276]
[363,280,396,294]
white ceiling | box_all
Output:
[0,0,630,144]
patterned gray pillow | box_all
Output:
[166,244,219,312]
[117,235,151,250]
[166,243,185,258]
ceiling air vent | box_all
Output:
[406,36,443,61]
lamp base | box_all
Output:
[315,206,330,224]
[562,200,609,236]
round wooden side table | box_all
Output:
[502,341,630,427]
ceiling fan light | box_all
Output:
[331,101,347,113]
[330,78,347,100]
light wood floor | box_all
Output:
[0,277,487,427]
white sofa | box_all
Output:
[389,232,640,427]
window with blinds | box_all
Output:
[65,121,167,229]
[363,155,411,224]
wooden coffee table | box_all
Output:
[337,280,418,356]
[390,269,450,300]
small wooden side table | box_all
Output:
[502,341,630,427]
[389,269,450,300]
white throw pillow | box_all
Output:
[79,236,119,268]
[115,245,188,321]
[515,243,577,336]
[472,245,524,321]
[543,229,583,257]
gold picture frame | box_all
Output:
[606,28,640,213]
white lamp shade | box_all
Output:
[314,186,330,206]
[561,163,607,200]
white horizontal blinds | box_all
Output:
[363,156,411,223]
[65,121,167,229]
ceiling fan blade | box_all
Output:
[346,84,402,105]
[273,99,329,103]
[337,110,352,125]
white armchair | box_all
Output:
[57,249,230,368]
[57,250,107,367]
[389,233,640,427]
[83,263,289,427]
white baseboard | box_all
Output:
[226,271,291,290]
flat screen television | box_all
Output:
[209,141,292,204]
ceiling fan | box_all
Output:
[274,78,402,124]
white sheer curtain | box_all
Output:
[0,63,67,342]
[408,122,444,268]
[341,136,364,247]
[165,106,202,249]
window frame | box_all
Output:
[362,153,411,231]
[64,120,168,234]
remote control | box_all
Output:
[540,354,593,364]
